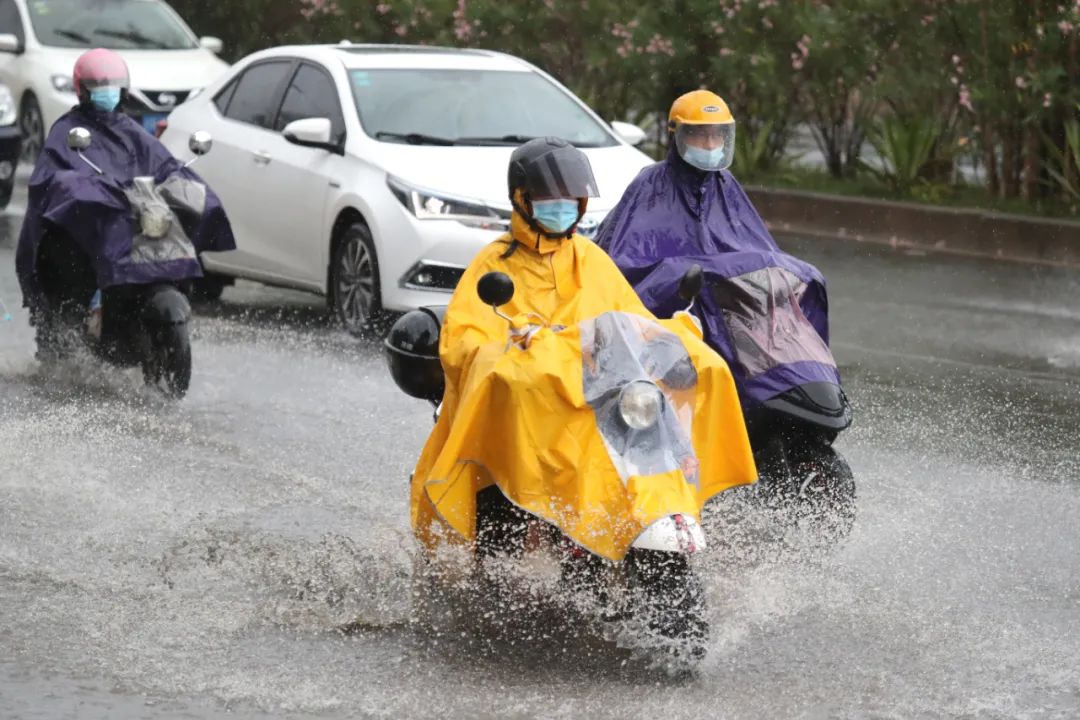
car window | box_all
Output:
[275,64,344,141]
[349,69,616,148]
[213,77,238,115]
[25,0,196,49]
[0,0,24,43]
[223,61,292,129]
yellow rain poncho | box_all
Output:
[411,208,756,561]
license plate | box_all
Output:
[140,113,166,134]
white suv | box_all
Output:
[159,43,652,334]
[0,0,228,160]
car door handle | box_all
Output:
[253,150,272,165]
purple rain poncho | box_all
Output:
[594,145,840,408]
[16,106,235,309]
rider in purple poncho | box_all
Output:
[595,90,841,411]
[15,48,235,327]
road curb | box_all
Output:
[746,186,1080,268]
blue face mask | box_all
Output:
[89,87,121,112]
[532,199,580,234]
[682,144,726,171]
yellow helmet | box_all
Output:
[668,90,736,172]
[667,90,735,131]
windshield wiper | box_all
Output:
[53,28,92,44]
[458,135,607,148]
[374,131,458,146]
[457,134,539,146]
[94,28,170,49]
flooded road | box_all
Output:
[2,187,1079,718]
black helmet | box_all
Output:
[507,137,600,200]
[383,306,446,402]
[507,137,599,240]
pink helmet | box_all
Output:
[73,48,130,104]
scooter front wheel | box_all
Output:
[142,321,191,398]
[627,549,708,665]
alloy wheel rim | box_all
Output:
[337,238,374,329]
[21,105,43,163]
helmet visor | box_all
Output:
[674,122,736,171]
[522,146,600,199]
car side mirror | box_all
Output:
[282,117,340,153]
[611,120,646,147]
[0,34,22,54]
[67,127,91,151]
[678,263,704,303]
[199,36,223,54]
[477,271,514,308]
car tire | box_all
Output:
[0,175,13,211]
[190,273,229,303]
[330,221,382,337]
[19,94,44,165]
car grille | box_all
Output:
[125,89,192,114]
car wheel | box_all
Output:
[0,175,13,211]
[330,222,382,337]
[19,94,44,165]
[190,273,229,303]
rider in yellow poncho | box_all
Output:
[411,138,756,561]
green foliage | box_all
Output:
[860,115,947,194]
[166,0,1080,210]
[1045,106,1080,202]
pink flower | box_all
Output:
[1043,92,1053,107]
[376,3,391,14]
[1015,75,1028,89]
[453,0,471,40]
[958,84,973,112]
[1059,20,1075,34]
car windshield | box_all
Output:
[349,69,616,148]
[27,0,197,50]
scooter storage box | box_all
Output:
[384,306,446,402]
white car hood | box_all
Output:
[42,48,229,91]
[374,144,653,213]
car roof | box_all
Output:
[254,43,533,72]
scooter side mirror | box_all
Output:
[477,271,514,308]
[188,131,213,156]
[678,263,704,303]
[67,127,92,151]
[67,127,103,174]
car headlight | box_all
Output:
[387,175,509,231]
[618,380,663,430]
[51,74,76,94]
[0,86,15,126]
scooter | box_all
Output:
[33,128,215,397]
[706,263,855,534]
[385,267,717,662]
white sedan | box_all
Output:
[159,42,653,334]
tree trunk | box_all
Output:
[1001,122,1020,198]
[1022,121,1040,202]
[978,4,1000,196]
[981,120,1000,196]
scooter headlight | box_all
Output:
[618,380,663,430]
